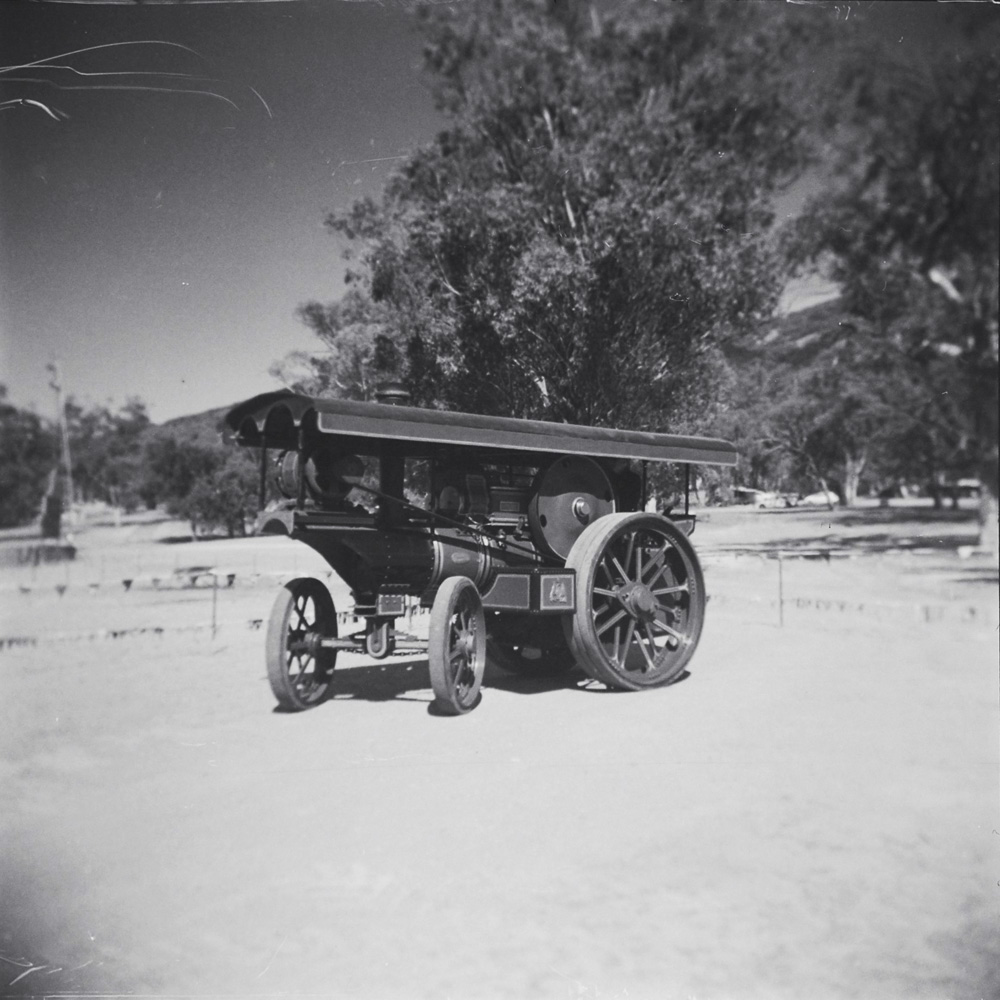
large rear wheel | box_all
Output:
[563,513,706,691]
[266,577,338,711]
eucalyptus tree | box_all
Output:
[785,20,998,538]
[297,0,823,430]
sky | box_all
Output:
[1,0,442,421]
[0,0,987,424]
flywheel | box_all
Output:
[528,455,616,560]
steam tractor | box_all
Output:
[224,389,737,715]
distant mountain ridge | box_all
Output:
[714,296,850,367]
[155,403,234,447]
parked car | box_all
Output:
[758,493,799,509]
[733,487,770,506]
[799,490,840,507]
[754,493,782,508]
[734,488,799,509]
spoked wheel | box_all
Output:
[266,577,338,711]
[563,512,706,691]
[428,577,486,715]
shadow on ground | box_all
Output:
[743,531,981,555]
[315,658,689,703]
[324,658,589,701]
[326,658,433,702]
[944,568,1000,585]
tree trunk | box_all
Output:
[817,474,835,511]
[979,452,999,558]
[842,449,867,507]
[41,468,64,540]
[980,491,999,557]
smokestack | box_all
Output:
[375,382,411,406]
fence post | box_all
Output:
[211,573,218,639]
[777,550,784,627]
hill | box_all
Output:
[723,297,852,366]
[155,404,234,448]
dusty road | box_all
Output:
[1,508,997,1000]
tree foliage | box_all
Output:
[0,386,57,529]
[0,387,260,537]
[783,23,998,527]
[720,303,948,505]
[271,292,392,401]
[65,396,152,511]
[142,428,259,538]
[172,451,259,539]
[293,0,823,428]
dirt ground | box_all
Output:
[1,504,997,1000]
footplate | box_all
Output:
[481,568,576,614]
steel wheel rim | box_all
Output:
[445,591,482,709]
[283,587,331,705]
[589,523,698,685]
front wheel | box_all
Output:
[428,577,486,715]
[563,513,706,691]
[266,577,338,711]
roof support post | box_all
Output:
[379,445,405,527]
[296,426,307,510]
[258,441,268,511]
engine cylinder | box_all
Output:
[296,524,541,604]
[430,527,495,591]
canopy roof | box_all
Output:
[224,391,738,467]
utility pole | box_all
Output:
[46,361,75,526]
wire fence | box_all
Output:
[1,561,993,651]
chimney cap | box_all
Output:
[375,381,411,406]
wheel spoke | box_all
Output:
[612,623,622,665]
[642,545,671,587]
[290,653,308,684]
[597,557,618,587]
[651,583,688,596]
[452,634,472,680]
[649,617,683,642]
[593,586,617,598]
[619,618,636,667]
[610,555,632,586]
[644,621,672,669]
[636,624,657,671]
[623,531,637,579]
[293,601,310,631]
[600,554,625,586]
[634,541,644,587]
[596,607,629,636]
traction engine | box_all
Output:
[225,389,736,715]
